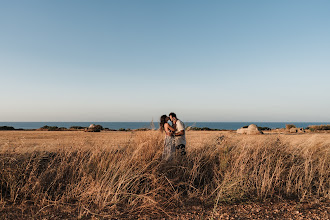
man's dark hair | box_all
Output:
[169,112,177,118]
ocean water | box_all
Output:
[1,122,329,130]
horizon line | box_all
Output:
[1,121,330,123]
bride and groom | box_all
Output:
[159,112,186,160]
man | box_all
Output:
[169,112,186,156]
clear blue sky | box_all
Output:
[1,0,329,122]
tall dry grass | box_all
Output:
[308,124,330,131]
[0,131,329,218]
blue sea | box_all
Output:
[1,122,329,130]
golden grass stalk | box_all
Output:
[1,131,329,218]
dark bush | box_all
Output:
[135,128,151,131]
[94,125,104,130]
[258,126,271,131]
[118,128,132,131]
[307,125,330,131]
[0,126,15,130]
[189,127,220,131]
[70,126,86,130]
[58,127,67,131]
[41,125,59,131]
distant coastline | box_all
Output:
[1,122,329,130]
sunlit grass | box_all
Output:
[0,131,329,218]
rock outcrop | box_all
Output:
[289,128,305,133]
[85,124,103,132]
[237,124,263,135]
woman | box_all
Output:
[159,115,176,160]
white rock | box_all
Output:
[237,124,263,135]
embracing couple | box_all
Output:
[159,112,186,161]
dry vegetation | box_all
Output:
[0,131,329,219]
[308,125,330,132]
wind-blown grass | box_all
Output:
[1,131,329,218]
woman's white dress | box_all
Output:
[162,135,175,161]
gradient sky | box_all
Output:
[1,0,329,122]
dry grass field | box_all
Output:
[1,130,329,219]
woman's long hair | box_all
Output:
[159,115,167,132]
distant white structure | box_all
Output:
[237,124,263,135]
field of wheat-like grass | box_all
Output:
[0,131,329,218]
